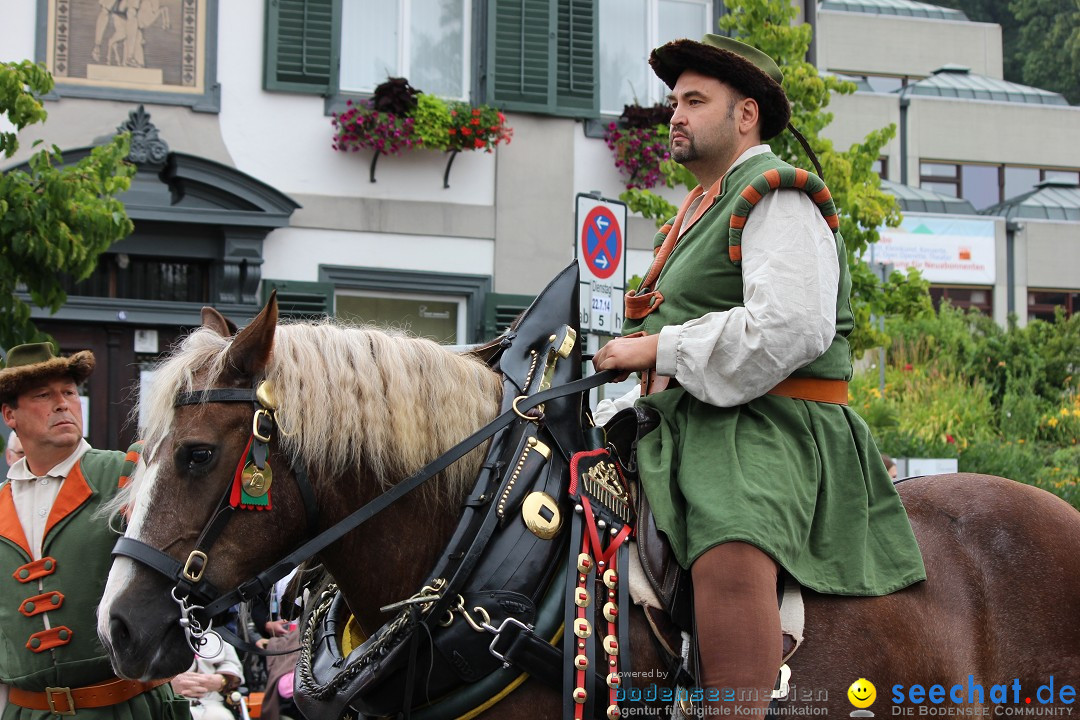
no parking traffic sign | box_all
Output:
[574,194,627,335]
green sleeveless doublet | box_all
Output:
[625,153,925,595]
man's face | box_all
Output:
[667,70,744,168]
[2,378,84,457]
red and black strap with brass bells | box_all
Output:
[564,448,635,720]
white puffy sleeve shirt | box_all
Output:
[594,147,839,423]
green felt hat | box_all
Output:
[650,34,790,140]
[0,343,95,405]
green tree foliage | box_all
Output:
[931,0,1024,80]
[0,60,135,351]
[1010,0,1080,105]
[622,0,930,356]
[933,0,1079,104]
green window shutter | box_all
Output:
[264,0,339,94]
[262,279,334,319]
[555,0,598,114]
[487,0,597,117]
[482,292,534,340]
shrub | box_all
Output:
[867,303,1080,508]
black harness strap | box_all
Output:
[113,371,620,624]
[175,388,259,405]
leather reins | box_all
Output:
[111,370,618,655]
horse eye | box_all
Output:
[190,448,213,465]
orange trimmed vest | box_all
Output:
[0,449,139,691]
[624,151,855,382]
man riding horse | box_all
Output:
[593,34,927,715]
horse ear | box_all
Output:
[201,307,238,337]
[226,291,278,379]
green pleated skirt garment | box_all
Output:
[636,389,926,595]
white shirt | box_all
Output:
[595,146,838,422]
[6,440,92,560]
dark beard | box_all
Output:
[671,138,697,164]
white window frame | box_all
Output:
[339,0,473,100]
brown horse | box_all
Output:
[97,296,1080,718]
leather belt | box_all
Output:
[642,372,848,405]
[9,677,169,715]
[767,377,848,405]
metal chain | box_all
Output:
[171,587,224,658]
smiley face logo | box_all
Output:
[848,678,877,709]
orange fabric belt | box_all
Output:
[767,377,849,405]
[642,373,848,405]
[8,677,169,714]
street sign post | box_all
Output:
[574,194,627,336]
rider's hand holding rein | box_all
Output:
[592,333,660,383]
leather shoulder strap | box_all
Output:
[728,167,840,265]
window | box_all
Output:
[1044,170,1080,184]
[960,164,998,211]
[265,0,611,117]
[598,0,712,115]
[920,162,960,199]
[336,290,466,343]
[920,161,1080,210]
[339,0,471,99]
[265,0,470,99]
[929,286,992,316]
[1028,290,1080,323]
[1003,166,1040,201]
[487,0,599,116]
[872,156,888,180]
[62,254,209,303]
[319,266,491,343]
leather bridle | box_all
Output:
[110,370,617,654]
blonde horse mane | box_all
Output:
[137,320,504,504]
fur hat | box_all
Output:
[0,343,95,405]
[650,34,791,140]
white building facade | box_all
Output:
[3,0,1077,450]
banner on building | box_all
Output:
[872,216,998,284]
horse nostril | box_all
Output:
[109,615,132,648]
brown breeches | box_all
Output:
[691,541,782,713]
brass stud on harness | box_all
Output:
[574,654,589,670]
[573,688,587,704]
[607,704,621,719]
[573,618,592,638]
[255,380,278,410]
[574,587,591,608]
[522,492,562,539]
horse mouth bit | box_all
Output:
[171,587,223,658]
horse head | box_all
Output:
[97,295,314,679]
[98,294,503,681]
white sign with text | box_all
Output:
[575,194,628,335]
